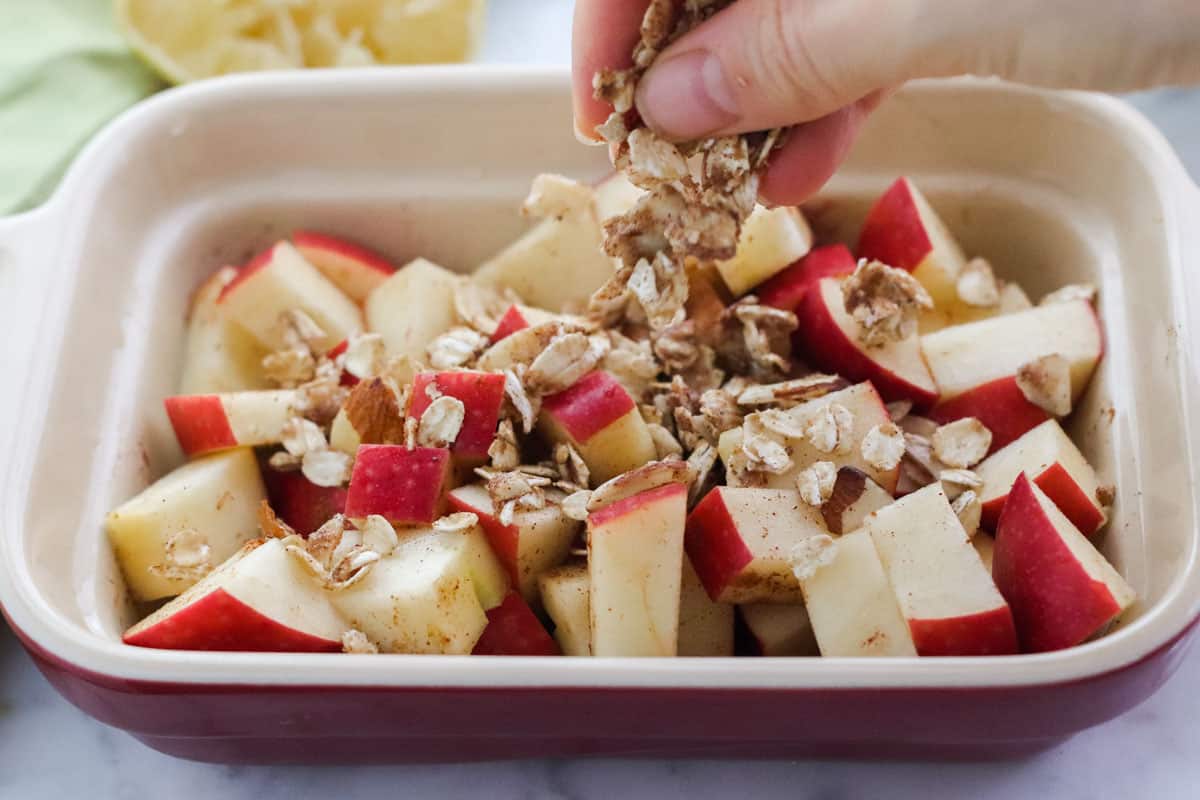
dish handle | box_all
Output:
[0,205,61,465]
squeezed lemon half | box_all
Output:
[114,0,487,84]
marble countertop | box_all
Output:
[4,2,1200,797]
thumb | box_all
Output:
[635,0,1200,141]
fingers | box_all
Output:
[758,94,879,207]
[635,0,918,140]
[572,0,652,143]
[633,0,1200,142]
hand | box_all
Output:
[573,0,1200,205]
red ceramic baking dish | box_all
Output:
[1,68,1198,763]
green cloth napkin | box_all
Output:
[0,0,161,213]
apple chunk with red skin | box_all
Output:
[922,299,1104,450]
[714,205,812,296]
[407,371,506,462]
[994,474,1135,653]
[800,529,918,657]
[539,370,657,484]
[180,266,270,394]
[758,243,857,314]
[975,419,1106,535]
[794,277,939,409]
[292,230,397,303]
[685,487,833,604]
[261,466,348,537]
[107,448,266,602]
[865,483,1018,656]
[489,303,564,343]
[331,526,497,654]
[447,483,580,604]
[471,591,561,656]
[218,241,361,352]
[165,390,300,457]
[588,482,688,657]
[123,538,346,652]
[344,445,453,526]
[718,382,900,494]
[857,177,966,311]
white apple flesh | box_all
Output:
[106,448,267,602]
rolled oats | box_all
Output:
[931,418,993,469]
[526,332,599,395]
[686,441,719,507]
[488,419,520,471]
[341,629,379,654]
[648,422,684,459]
[554,443,592,490]
[804,403,854,454]
[842,260,933,346]
[434,512,480,533]
[796,461,838,507]
[860,421,906,471]
[427,326,489,371]
[789,535,838,581]
[301,449,353,488]
[951,489,983,535]
[281,417,328,457]
[262,347,316,388]
[561,490,593,521]
[1016,354,1072,416]
[416,395,466,448]
[741,430,792,474]
[502,368,539,434]
[342,333,387,380]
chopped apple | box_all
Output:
[588,482,688,657]
[678,555,735,656]
[858,177,967,312]
[922,300,1104,449]
[292,230,397,303]
[330,527,490,654]
[475,321,561,373]
[592,171,645,219]
[685,487,832,604]
[164,390,300,457]
[718,383,900,494]
[407,371,506,461]
[123,538,345,651]
[474,174,617,312]
[538,562,591,656]
[994,474,1135,652]
[865,483,1018,656]
[714,206,813,296]
[794,277,940,409]
[940,282,1033,329]
[107,448,266,602]
[973,532,995,573]
[218,241,361,352]
[489,303,560,343]
[799,529,917,657]
[447,483,580,604]
[758,243,857,313]
[539,370,657,484]
[344,445,453,525]
[365,257,463,361]
[739,604,818,657]
[179,266,269,394]
[975,419,1106,535]
[327,377,408,456]
[471,591,561,656]
[261,466,347,537]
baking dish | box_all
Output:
[1,67,1198,763]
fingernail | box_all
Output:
[574,118,604,146]
[637,50,740,140]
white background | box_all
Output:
[4,2,1200,797]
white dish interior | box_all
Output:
[1,68,1197,688]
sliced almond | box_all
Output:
[586,459,694,512]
